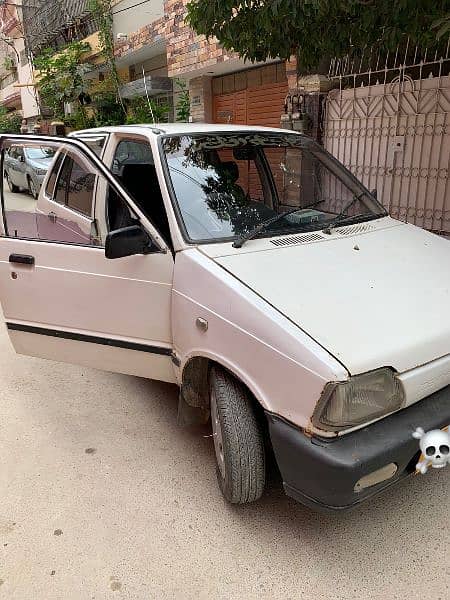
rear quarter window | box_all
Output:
[74,136,107,157]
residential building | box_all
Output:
[0,0,39,122]
[112,0,289,126]
[5,1,446,235]
[164,0,288,127]
[19,0,104,127]
[112,0,172,118]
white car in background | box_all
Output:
[4,144,55,198]
[0,124,449,512]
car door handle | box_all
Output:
[48,211,57,223]
[9,254,35,265]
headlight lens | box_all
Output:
[313,368,405,431]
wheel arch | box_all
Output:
[180,352,268,412]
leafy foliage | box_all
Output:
[175,78,190,121]
[432,14,450,39]
[33,41,92,120]
[64,108,96,131]
[186,1,449,69]
[0,107,21,134]
[3,56,16,72]
[88,74,126,126]
[89,0,126,115]
[125,96,170,124]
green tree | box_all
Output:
[33,41,92,121]
[186,1,449,69]
[89,0,126,115]
[88,74,126,126]
[0,107,21,133]
[125,96,170,124]
[175,78,190,122]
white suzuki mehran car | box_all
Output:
[0,125,449,511]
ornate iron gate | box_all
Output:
[324,41,450,235]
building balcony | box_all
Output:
[0,82,21,109]
[120,75,172,99]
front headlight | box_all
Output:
[312,368,405,431]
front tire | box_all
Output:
[209,366,265,504]
[5,172,19,193]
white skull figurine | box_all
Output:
[412,427,450,474]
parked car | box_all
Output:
[0,125,448,512]
[4,144,55,198]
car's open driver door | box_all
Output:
[0,135,176,383]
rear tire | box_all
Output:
[5,172,19,193]
[209,366,265,504]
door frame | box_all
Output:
[0,134,168,251]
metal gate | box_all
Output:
[324,41,450,235]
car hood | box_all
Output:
[200,218,450,375]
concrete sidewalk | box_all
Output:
[0,321,448,599]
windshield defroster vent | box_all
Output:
[336,223,374,236]
[270,233,325,247]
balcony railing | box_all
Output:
[120,75,172,99]
[0,84,21,107]
[23,0,94,54]
[0,72,18,89]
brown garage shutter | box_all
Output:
[213,78,287,128]
[246,81,288,128]
[214,90,247,125]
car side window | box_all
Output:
[51,155,95,217]
[15,147,24,160]
[108,138,172,246]
[45,152,64,197]
[112,140,154,174]
[76,136,107,157]
[66,159,95,216]
[54,155,72,205]
[2,140,105,246]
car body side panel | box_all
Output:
[398,353,450,405]
[172,248,348,429]
[0,236,176,383]
[9,330,176,382]
[0,238,173,342]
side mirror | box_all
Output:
[371,188,377,199]
[105,225,154,259]
[19,155,25,163]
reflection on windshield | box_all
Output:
[162,133,385,243]
[25,147,55,160]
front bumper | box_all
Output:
[267,385,450,512]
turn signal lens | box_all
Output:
[313,368,405,431]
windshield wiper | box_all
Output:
[232,207,307,248]
[322,192,368,234]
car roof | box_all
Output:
[70,123,298,137]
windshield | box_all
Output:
[161,133,386,243]
[25,147,56,160]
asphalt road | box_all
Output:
[0,187,449,599]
